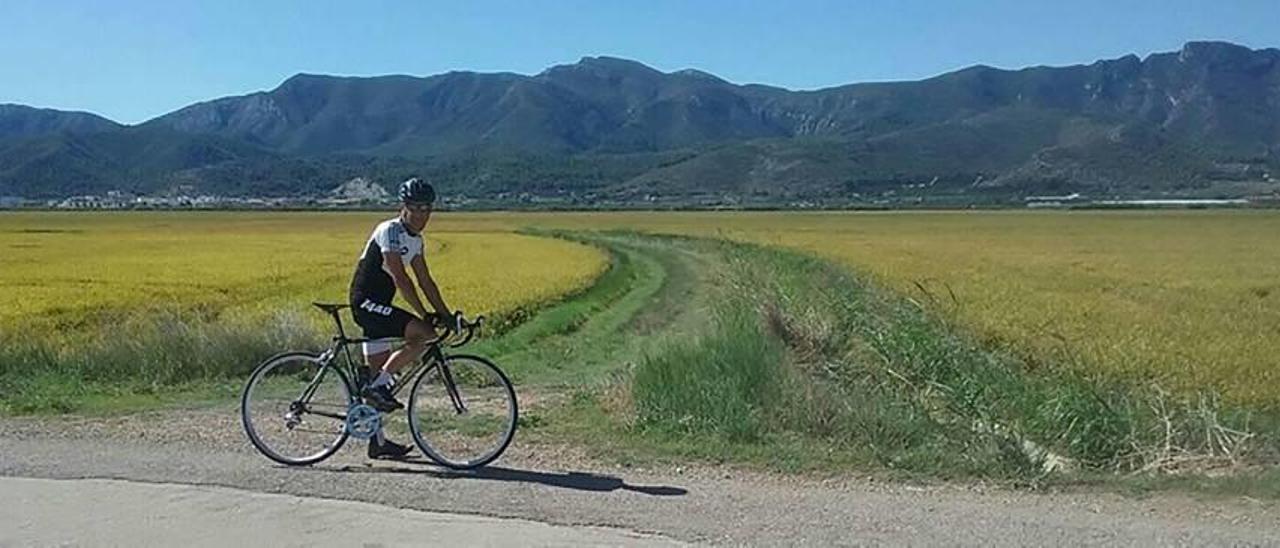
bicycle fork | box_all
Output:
[417,348,468,415]
[440,361,468,415]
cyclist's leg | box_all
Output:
[362,338,410,453]
[353,302,429,414]
[381,315,433,375]
[352,300,422,378]
[361,339,394,386]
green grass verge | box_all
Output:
[614,236,1279,486]
[471,231,670,385]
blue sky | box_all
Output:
[3,0,1277,124]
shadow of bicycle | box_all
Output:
[305,459,688,497]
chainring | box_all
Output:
[344,403,381,440]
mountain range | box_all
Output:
[2,40,1277,203]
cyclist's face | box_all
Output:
[402,202,432,231]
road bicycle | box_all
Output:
[240,302,518,469]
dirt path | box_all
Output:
[1,411,1277,546]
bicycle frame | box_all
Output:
[303,304,468,415]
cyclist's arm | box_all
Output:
[383,252,431,319]
[410,254,451,320]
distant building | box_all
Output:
[1025,192,1082,202]
[1025,192,1084,208]
[57,195,127,209]
[1093,199,1249,207]
[329,177,392,203]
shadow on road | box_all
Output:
[305,459,688,497]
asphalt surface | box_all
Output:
[0,476,681,547]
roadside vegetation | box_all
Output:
[1,212,1276,497]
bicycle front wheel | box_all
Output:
[407,354,517,469]
[241,352,352,466]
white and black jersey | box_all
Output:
[349,218,424,305]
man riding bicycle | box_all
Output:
[349,176,457,459]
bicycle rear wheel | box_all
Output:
[407,354,517,469]
[241,352,352,466]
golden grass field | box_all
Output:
[2,209,1276,406]
[520,210,1280,407]
[0,211,607,338]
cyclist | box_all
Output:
[349,176,458,459]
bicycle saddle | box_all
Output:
[311,302,349,314]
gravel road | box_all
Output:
[1,410,1277,546]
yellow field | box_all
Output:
[517,210,1280,406]
[3,209,1276,406]
[0,211,608,337]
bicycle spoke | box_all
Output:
[408,355,517,469]
[286,427,344,435]
[241,353,352,466]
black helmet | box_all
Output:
[398,177,436,204]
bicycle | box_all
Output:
[240,302,518,469]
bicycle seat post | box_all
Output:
[331,309,349,342]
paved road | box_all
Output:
[0,476,681,547]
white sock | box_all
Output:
[375,428,386,444]
[371,371,393,388]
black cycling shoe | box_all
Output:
[368,438,413,460]
[361,385,404,412]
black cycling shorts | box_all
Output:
[351,298,417,339]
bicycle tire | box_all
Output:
[241,352,353,466]
[407,354,518,469]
